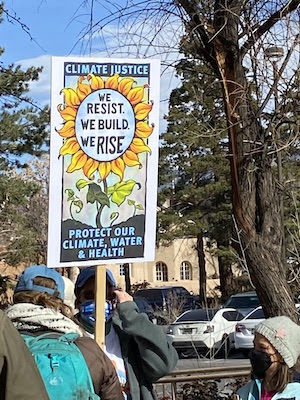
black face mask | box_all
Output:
[249,348,273,379]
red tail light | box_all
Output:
[236,324,246,332]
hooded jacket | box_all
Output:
[78,300,178,400]
[237,378,300,400]
[111,301,178,400]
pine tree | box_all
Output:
[0,5,49,265]
[159,46,237,302]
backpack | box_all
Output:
[22,332,100,400]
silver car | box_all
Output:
[166,308,244,357]
[234,304,300,355]
[234,306,265,355]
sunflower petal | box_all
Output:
[105,74,119,89]
[98,162,111,180]
[134,101,153,120]
[135,122,154,139]
[118,78,135,96]
[57,104,77,122]
[87,73,105,90]
[61,88,80,107]
[77,76,92,101]
[111,158,125,180]
[123,150,141,167]
[56,120,75,138]
[127,86,144,105]
[60,137,80,156]
[130,138,151,154]
[83,158,99,178]
[67,150,88,173]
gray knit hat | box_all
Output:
[256,316,300,368]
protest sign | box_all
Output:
[48,57,160,267]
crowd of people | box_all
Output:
[1,264,300,400]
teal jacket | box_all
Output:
[237,378,300,399]
[112,301,178,400]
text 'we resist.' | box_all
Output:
[75,89,135,162]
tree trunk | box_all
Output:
[123,263,131,294]
[177,0,297,320]
[196,232,207,306]
[211,2,296,320]
[218,245,237,302]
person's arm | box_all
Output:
[76,336,123,400]
[115,291,178,382]
[0,311,49,400]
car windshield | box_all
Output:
[246,308,265,319]
[134,290,161,301]
[224,295,260,309]
[177,309,218,322]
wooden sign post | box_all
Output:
[95,266,106,349]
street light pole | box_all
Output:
[266,46,286,264]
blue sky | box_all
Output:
[1,1,182,112]
[1,1,92,62]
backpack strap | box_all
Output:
[22,332,80,346]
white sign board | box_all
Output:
[48,57,160,267]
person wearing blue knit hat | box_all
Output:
[74,266,178,400]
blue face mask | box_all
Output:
[80,300,113,328]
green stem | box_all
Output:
[70,202,74,220]
[103,178,108,193]
[110,212,120,227]
[96,203,104,228]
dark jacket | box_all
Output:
[112,301,178,400]
[0,310,49,400]
[76,336,123,400]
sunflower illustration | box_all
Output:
[57,73,154,181]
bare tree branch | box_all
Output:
[241,0,300,56]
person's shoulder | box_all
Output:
[237,379,256,397]
[76,335,99,350]
[279,381,300,396]
[0,309,6,323]
[75,335,107,359]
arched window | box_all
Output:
[156,262,168,281]
[180,261,192,280]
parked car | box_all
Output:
[134,297,157,323]
[234,306,265,355]
[166,308,244,357]
[234,304,300,355]
[133,286,195,313]
[223,291,260,316]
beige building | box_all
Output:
[108,237,220,296]
[0,238,220,298]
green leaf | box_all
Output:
[107,180,137,206]
[87,183,110,207]
[110,212,117,220]
[135,204,144,210]
[73,199,83,213]
[65,188,75,201]
[76,179,91,191]
[128,199,136,206]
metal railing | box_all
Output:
[155,364,251,400]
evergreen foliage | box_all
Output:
[158,44,238,298]
[0,5,49,265]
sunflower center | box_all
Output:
[75,89,135,162]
